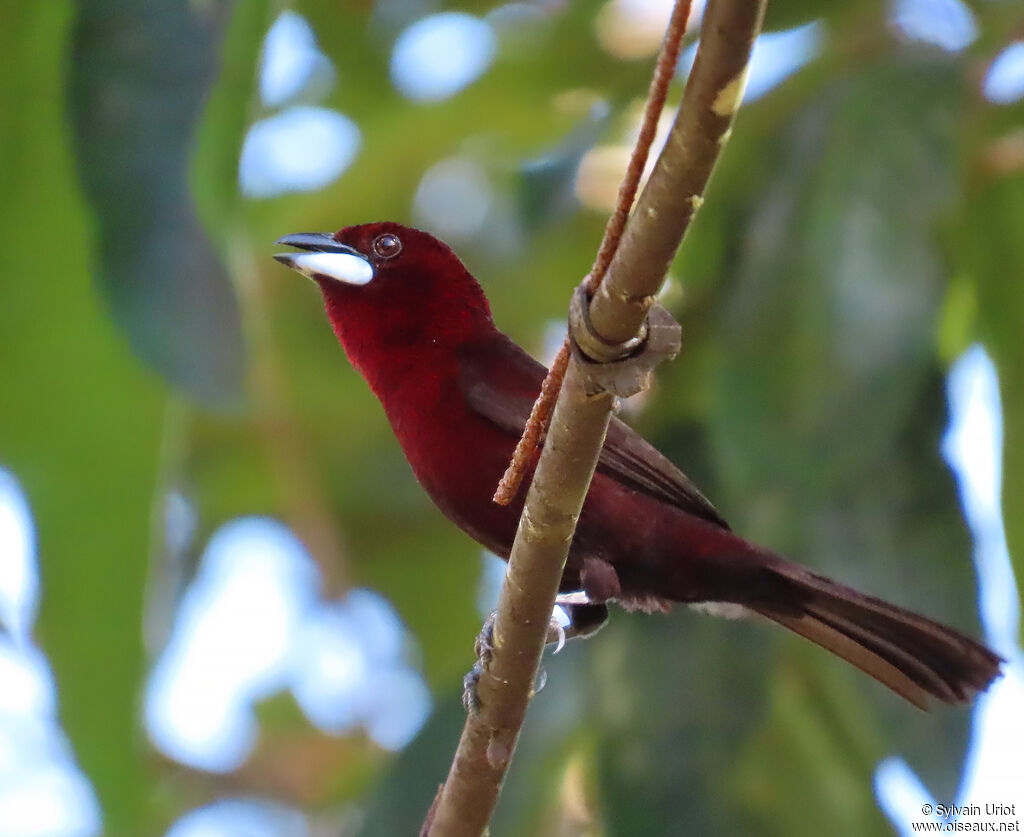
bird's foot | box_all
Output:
[462,662,484,715]
[462,612,496,715]
[535,596,609,697]
[462,597,609,714]
[474,610,496,664]
[554,594,609,642]
[546,614,567,654]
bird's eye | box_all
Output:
[373,233,402,259]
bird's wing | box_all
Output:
[600,417,729,529]
[458,335,730,529]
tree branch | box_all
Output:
[427,361,616,837]
[426,2,767,834]
[492,0,693,506]
[589,0,766,344]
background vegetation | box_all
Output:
[0,0,1021,835]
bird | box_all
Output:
[274,221,1001,709]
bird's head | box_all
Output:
[275,222,493,386]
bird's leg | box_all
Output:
[545,556,617,647]
[551,591,609,649]
[530,596,608,702]
[461,595,610,714]
[554,596,609,643]
[463,555,619,712]
[462,611,497,714]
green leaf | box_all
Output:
[705,56,979,811]
[191,0,271,239]
[68,0,245,406]
[0,3,165,833]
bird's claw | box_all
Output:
[462,599,598,713]
[462,661,484,715]
[462,612,497,715]
[474,611,496,665]
[547,616,566,654]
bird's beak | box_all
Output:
[274,232,374,286]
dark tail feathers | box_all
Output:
[750,562,1002,709]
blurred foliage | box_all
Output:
[69,0,245,406]
[0,3,164,833]
[1,0,1022,835]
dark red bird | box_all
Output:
[275,221,1001,709]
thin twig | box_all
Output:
[493,0,693,506]
[492,342,570,505]
[428,2,768,835]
